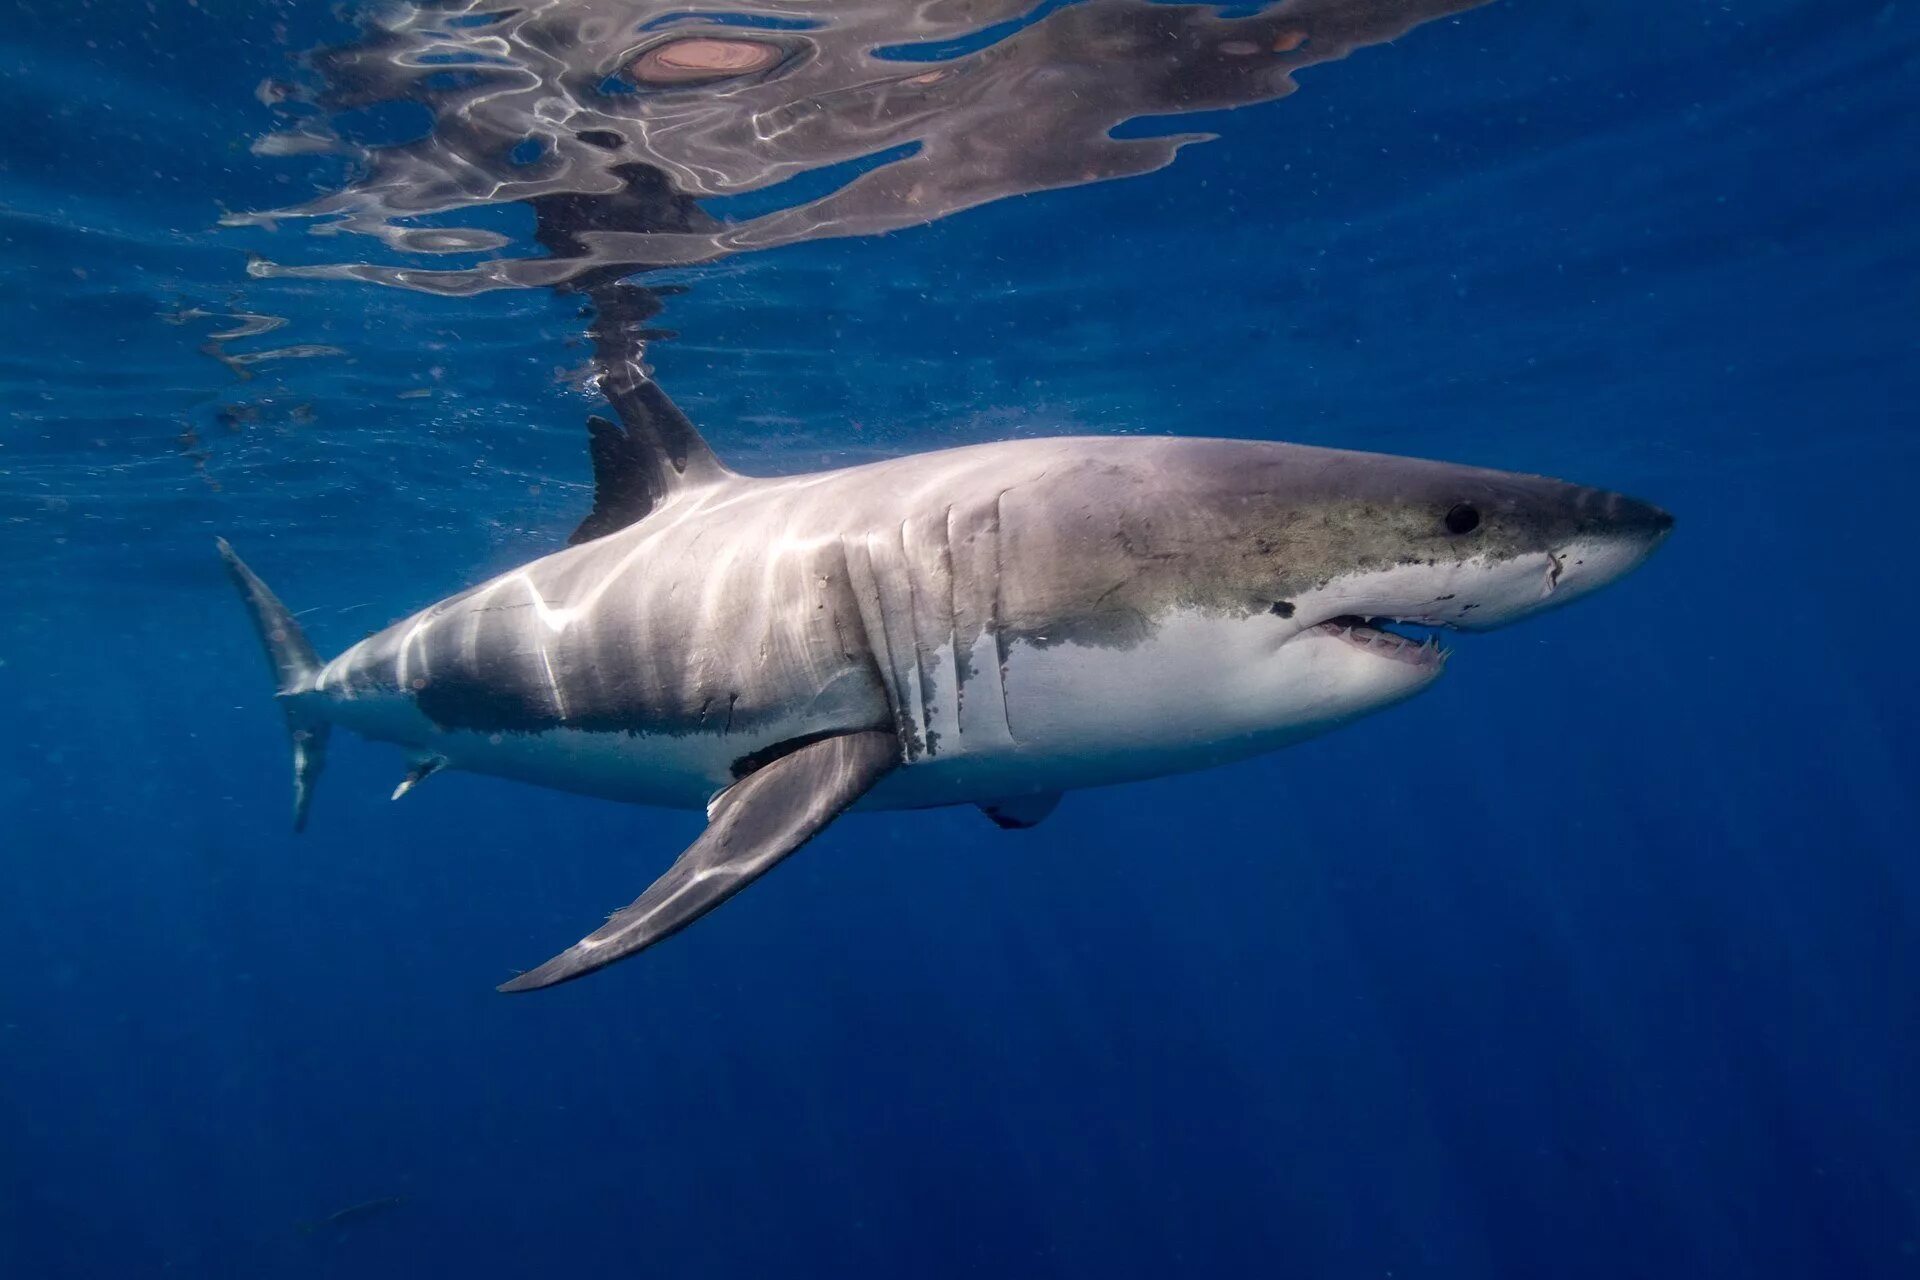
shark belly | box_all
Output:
[318,690,750,808]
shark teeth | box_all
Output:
[1316,615,1448,667]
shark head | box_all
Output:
[982,438,1674,775]
[1236,445,1674,724]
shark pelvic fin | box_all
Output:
[499,729,899,992]
[216,538,332,832]
[979,792,1063,830]
[391,756,446,801]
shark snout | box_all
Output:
[1601,492,1675,542]
[1432,485,1672,632]
[1539,491,1674,611]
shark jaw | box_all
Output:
[1269,516,1674,707]
[1314,614,1450,669]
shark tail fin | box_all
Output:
[216,538,331,832]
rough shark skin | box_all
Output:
[222,405,1671,989]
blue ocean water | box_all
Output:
[2,1,1917,1275]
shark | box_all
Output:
[220,369,1671,991]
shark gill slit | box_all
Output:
[838,535,913,758]
[942,501,965,734]
[906,509,958,757]
[898,517,938,756]
[990,487,1015,744]
[876,524,927,755]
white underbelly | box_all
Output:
[322,690,757,809]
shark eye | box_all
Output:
[1444,503,1482,535]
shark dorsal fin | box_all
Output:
[564,285,729,545]
[567,370,734,547]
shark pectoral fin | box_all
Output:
[979,792,1062,830]
[497,730,899,993]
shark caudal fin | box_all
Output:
[216,538,331,832]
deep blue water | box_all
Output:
[3,1,1918,1276]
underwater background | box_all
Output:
[2,0,1916,1276]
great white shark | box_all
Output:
[220,371,1671,991]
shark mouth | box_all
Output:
[1316,615,1448,667]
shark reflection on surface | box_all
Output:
[235,0,1491,294]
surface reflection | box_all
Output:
[237,0,1488,296]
